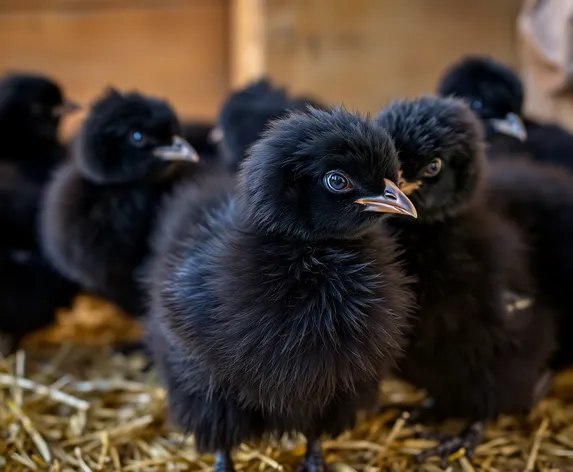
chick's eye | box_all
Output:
[130,131,147,147]
[324,171,353,193]
[422,158,442,177]
[470,99,483,112]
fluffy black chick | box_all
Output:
[486,159,573,372]
[438,56,573,168]
[375,96,556,464]
[210,78,320,171]
[180,120,219,169]
[0,73,80,352]
[41,88,199,318]
[439,57,573,371]
[146,107,417,472]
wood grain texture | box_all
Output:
[0,1,229,136]
[230,0,266,88]
[266,0,522,114]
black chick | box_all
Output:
[0,73,80,248]
[437,56,573,168]
[439,57,573,372]
[0,73,80,352]
[146,107,417,472]
[41,88,199,318]
[180,120,219,169]
[375,96,556,464]
[210,78,319,171]
[486,159,573,372]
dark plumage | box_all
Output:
[486,160,573,372]
[376,96,556,463]
[146,107,416,472]
[180,120,219,168]
[211,78,322,171]
[41,88,199,318]
[0,73,80,351]
[437,56,573,169]
[439,57,573,372]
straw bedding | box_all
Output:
[2,295,572,471]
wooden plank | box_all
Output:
[230,0,266,88]
[266,0,522,114]
[0,1,229,136]
[0,0,209,13]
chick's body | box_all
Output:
[147,107,416,472]
[376,97,556,462]
[438,57,573,371]
[486,159,573,371]
[393,211,551,418]
[0,73,79,350]
[41,89,199,317]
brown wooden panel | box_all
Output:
[0,0,214,14]
[266,0,522,114]
[0,1,229,136]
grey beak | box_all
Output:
[208,126,224,144]
[354,178,418,218]
[152,136,200,162]
[52,100,81,117]
[489,112,527,141]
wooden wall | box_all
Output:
[0,0,523,134]
[0,0,230,135]
[265,0,523,114]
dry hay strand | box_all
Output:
[1,345,573,472]
[5,296,573,471]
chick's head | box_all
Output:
[0,73,79,143]
[76,88,198,184]
[438,56,526,141]
[376,95,485,222]
[240,106,417,239]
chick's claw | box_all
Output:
[214,451,236,472]
[378,398,438,427]
[296,438,328,472]
[414,421,485,467]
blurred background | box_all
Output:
[1,0,527,137]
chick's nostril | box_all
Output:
[384,191,398,201]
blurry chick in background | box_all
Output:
[375,96,556,464]
[210,78,324,171]
[146,107,416,472]
[486,154,573,373]
[0,73,80,353]
[438,56,573,168]
[181,120,219,168]
[40,88,199,321]
[438,56,573,372]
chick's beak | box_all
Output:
[398,169,422,196]
[152,136,200,163]
[208,126,224,144]
[489,112,527,141]
[354,179,417,218]
[51,100,81,118]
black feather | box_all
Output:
[41,88,199,317]
[215,78,319,171]
[376,96,556,461]
[438,56,573,170]
[146,107,414,470]
[0,73,79,350]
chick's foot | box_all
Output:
[296,438,328,472]
[378,398,439,427]
[414,420,485,467]
[214,450,236,472]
